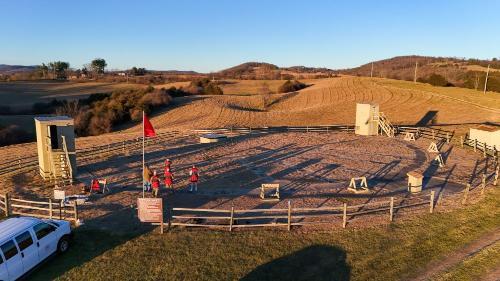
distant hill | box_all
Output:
[0,64,37,74]
[339,55,500,92]
[216,62,335,79]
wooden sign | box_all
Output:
[137,198,163,223]
[54,189,66,200]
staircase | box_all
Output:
[374,112,396,137]
[47,135,73,188]
[50,150,73,188]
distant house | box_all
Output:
[469,125,500,148]
[118,72,127,76]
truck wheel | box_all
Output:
[57,236,70,253]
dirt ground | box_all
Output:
[1,131,488,233]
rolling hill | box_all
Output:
[127,76,500,132]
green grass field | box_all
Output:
[30,190,500,281]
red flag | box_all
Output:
[143,113,156,137]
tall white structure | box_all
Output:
[34,116,76,185]
[355,103,380,136]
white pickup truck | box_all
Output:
[0,217,72,281]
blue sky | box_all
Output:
[1,0,499,72]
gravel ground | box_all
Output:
[0,131,490,233]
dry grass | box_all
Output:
[375,78,500,109]
[126,76,500,132]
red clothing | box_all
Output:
[190,167,199,182]
[164,171,174,185]
[164,160,171,170]
[151,175,160,189]
[91,180,100,191]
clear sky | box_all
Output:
[1,0,499,72]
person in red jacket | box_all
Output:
[188,165,199,193]
[164,167,175,192]
[150,170,161,198]
[164,159,172,171]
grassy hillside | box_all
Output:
[31,189,500,281]
[341,55,500,93]
[130,76,500,131]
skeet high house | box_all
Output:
[34,116,77,186]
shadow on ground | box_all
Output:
[240,245,350,281]
[29,207,155,280]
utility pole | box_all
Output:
[483,64,490,94]
[370,62,374,78]
[474,73,479,90]
[414,61,418,83]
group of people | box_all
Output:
[143,159,200,197]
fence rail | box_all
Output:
[169,191,436,230]
[0,193,78,222]
[462,137,498,158]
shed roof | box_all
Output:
[474,125,499,132]
[34,116,72,122]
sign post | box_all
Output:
[137,198,164,234]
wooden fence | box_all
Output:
[193,125,354,135]
[168,191,436,231]
[0,193,78,222]
[398,126,454,142]
[461,136,499,159]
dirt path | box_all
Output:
[410,227,500,281]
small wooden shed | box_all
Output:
[469,126,500,148]
[35,116,76,181]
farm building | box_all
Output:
[469,125,500,148]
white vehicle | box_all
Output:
[0,217,72,281]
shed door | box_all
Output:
[48,125,59,149]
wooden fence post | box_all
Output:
[494,166,499,186]
[229,206,234,232]
[122,141,125,155]
[389,197,394,221]
[73,201,78,222]
[4,193,9,217]
[59,200,62,219]
[49,198,53,219]
[167,207,172,230]
[432,129,435,140]
[460,136,464,148]
[287,200,292,231]
[483,146,487,158]
[462,184,470,205]
[446,132,450,144]
[474,139,477,152]
[342,203,347,228]
[429,191,435,213]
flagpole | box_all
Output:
[142,110,145,198]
